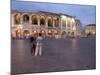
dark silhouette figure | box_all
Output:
[29,35,36,55]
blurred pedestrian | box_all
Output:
[35,33,43,56]
[29,35,36,55]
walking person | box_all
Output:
[29,34,36,55]
[35,33,43,56]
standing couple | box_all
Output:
[30,33,43,56]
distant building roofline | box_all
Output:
[11,10,74,18]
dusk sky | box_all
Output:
[11,0,96,26]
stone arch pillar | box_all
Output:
[37,15,40,26]
[53,17,55,28]
[45,17,48,28]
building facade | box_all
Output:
[11,10,81,38]
[85,24,96,36]
[74,19,82,37]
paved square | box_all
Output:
[11,37,96,74]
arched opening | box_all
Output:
[48,17,53,27]
[54,30,59,35]
[23,30,30,38]
[48,30,53,37]
[54,18,59,27]
[71,32,75,37]
[40,30,46,37]
[53,30,60,38]
[61,16,67,27]
[23,14,29,23]
[62,20,66,27]
[32,30,38,36]
[15,29,21,38]
[61,31,67,38]
[67,18,71,27]
[40,16,45,26]
[67,31,71,36]
[31,15,38,25]
[14,13,21,24]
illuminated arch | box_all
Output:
[23,30,30,38]
[62,31,67,35]
[48,17,53,27]
[15,29,21,38]
[40,16,45,25]
[31,15,38,25]
[54,17,59,27]
[23,14,29,23]
[14,13,21,24]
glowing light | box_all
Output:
[34,30,37,33]
[48,30,51,33]
[42,31,45,33]
[61,15,66,19]
[92,31,95,34]
[71,18,75,23]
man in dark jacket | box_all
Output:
[29,35,36,55]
